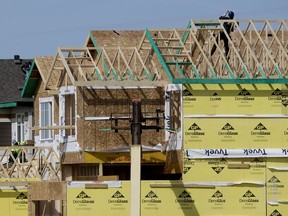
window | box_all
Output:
[16,114,25,142]
[40,100,53,140]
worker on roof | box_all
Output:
[210,10,235,59]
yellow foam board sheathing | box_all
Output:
[142,181,265,216]
[0,190,28,216]
[67,180,266,216]
[266,158,288,203]
[67,181,129,216]
[0,178,38,216]
[183,158,266,182]
[183,117,288,149]
[183,84,287,115]
[267,202,288,216]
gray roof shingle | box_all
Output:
[0,59,33,104]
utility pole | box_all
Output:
[130,99,142,216]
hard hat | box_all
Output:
[227,11,234,19]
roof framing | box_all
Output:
[30,19,288,91]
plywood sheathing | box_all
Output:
[61,151,84,164]
[77,87,165,151]
[89,30,145,48]
[35,56,68,89]
[28,181,66,200]
[34,57,54,83]
[28,181,66,216]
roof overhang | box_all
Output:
[21,60,40,98]
[0,101,33,109]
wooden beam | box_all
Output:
[228,164,250,169]
[0,181,29,186]
[150,183,215,188]
[85,184,108,189]
[74,80,167,87]
[29,125,75,130]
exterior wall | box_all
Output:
[76,86,165,151]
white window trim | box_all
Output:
[16,113,25,142]
[39,97,54,141]
[59,86,77,141]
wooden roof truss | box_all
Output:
[45,20,288,87]
[45,47,165,90]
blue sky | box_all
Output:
[0,0,287,59]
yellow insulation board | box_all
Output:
[183,84,288,115]
[267,203,288,216]
[183,157,266,182]
[266,158,288,201]
[183,117,288,149]
[67,181,265,216]
[0,190,28,216]
[67,181,130,216]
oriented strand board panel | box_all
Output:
[89,30,144,47]
[77,87,165,151]
[28,182,66,200]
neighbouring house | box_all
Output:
[0,56,34,146]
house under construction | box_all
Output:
[1,19,288,215]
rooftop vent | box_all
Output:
[14,55,22,64]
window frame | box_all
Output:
[16,113,25,142]
[39,97,54,140]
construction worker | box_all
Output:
[10,142,20,163]
[210,10,235,59]
[18,140,28,162]
[11,141,27,163]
